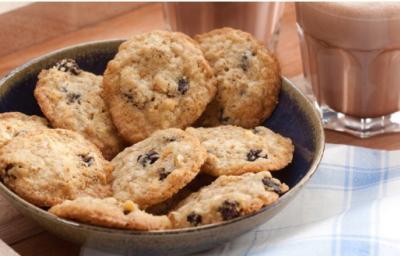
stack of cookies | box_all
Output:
[0,28,293,230]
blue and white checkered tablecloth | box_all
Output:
[192,143,400,256]
[84,143,400,256]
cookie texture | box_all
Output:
[195,27,281,127]
[35,59,125,159]
[103,30,217,143]
[169,171,288,228]
[0,129,112,207]
[49,197,171,230]
[111,128,207,209]
[186,126,293,176]
[0,112,48,147]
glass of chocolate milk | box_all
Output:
[163,2,284,51]
[296,2,400,137]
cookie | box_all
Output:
[186,125,294,176]
[103,30,217,143]
[0,112,48,147]
[0,129,112,207]
[35,59,125,159]
[169,171,288,228]
[111,128,207,209]
[195,27,281,128]
[49,197,171,230]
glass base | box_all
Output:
[291,75,400,138]
[318,104,400,138]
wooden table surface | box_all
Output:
[1,2,399,256]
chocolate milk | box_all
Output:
[163,3,283,49]
[296,3,400,118]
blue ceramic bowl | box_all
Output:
[0,40,325,255]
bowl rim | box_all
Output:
[0,39,325,236]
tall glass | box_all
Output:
[296,2,400,137]
[163,2,284,51]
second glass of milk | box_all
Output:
[296,2,400,137]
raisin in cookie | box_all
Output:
[186,125,293,176]
[49,197,171,230]
[35,59,125,159]
[169,171,288,228]
[111,128,207,209]
[0,129,112,207]
[103,30,217,143]
[195,27,281,128]
[0,112,48,147]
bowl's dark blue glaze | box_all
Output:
[0,40,325,255]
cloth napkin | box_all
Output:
[83,143,400,256]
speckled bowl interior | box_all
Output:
[0,40,325,256]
